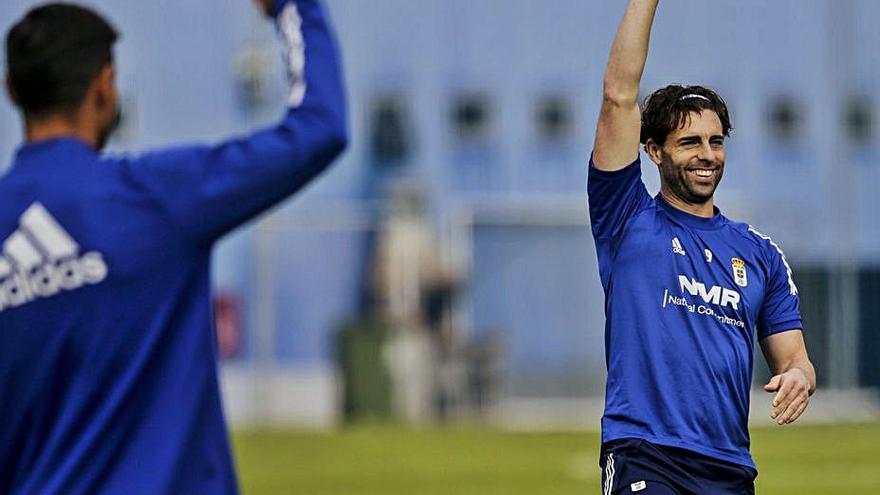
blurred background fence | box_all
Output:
[2,0,880,430]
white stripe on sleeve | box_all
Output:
[278,2,307,108]
[748,226,799,296]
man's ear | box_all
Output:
[93,64,116,110]
[645,138,663,166]
[6,76,19,106]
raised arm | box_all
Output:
[592,0,658,171]
[123,0,348,243]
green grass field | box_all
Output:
[233,422,880,494]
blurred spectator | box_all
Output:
[373,179,458,422]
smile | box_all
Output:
[688,169,716,180]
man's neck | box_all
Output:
[659,188,715,218]
[25,115,97,148]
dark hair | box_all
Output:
[6,3,118,118]
[640,84,732,147]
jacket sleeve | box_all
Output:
[122,0,348,244]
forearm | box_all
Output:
[273,0,347,134]
[603,0,659,105]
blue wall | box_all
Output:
[1,1,878,386]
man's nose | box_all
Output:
[696,141,714,162]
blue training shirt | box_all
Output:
[588,157,802,469]
[0,1,346,493]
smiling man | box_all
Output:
[588,1,816,494]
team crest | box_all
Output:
[731,258,748,287]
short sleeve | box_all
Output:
[587,155,651,242]
[756,237,802,339]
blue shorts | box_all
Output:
[599,438,757,495]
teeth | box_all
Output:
[694,169,713,177]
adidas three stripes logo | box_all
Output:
[0,203,108,313]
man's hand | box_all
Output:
[764,368,811,426]
[253,0,276,17]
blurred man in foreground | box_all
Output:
[0,0,346,493]
[588,1,815,493]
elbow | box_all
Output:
[318,112,349,159]
[602,79,640,108]
[326,121,349,158]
